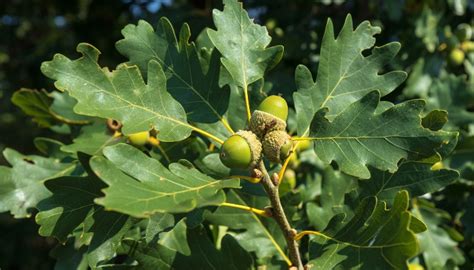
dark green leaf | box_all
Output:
[205,190,287,263]
[61,122,125,156]
[41,43,193,141]
[92,143,240,217]
[308,191,419,270]
[12,88,91,127]
[294,15,406,136]
[208,0,283,88]
[306,167,355,230]
[145,213,175,243]
[309,91,455,178]
[11,88,54,127]
[86,211,132,267]
[412,202,465,269]
[116,18,230,125]
[35,175,104,242]
[426,75,474,128]
[422,110,448,131]
[353,162,459,203]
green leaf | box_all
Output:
[309,91,455,179]
[35,174,104,242]
[461,195,474,237]
[426,75,474,129]
[34,154,132,267]
[173,229,254,270]
[11,88,91,127]
[61,121,125,156]
[157,218,190,256]
[205,190,287,263]
[308,191,419,270]
[0,149,76,218]
[126,228,253,270]
[353,162,459,203]
[34,137,70,160]
[422,110,448,131]
[86,211,132,267]
[50,239,89,270]
[11,88,54,127]
[208,0,283,88]
[449,136,474,180]
[145,213,175,243]
[49,91,91,124]
[415,6,441,52]
[116,18,230,125]
[294,15,406,136]
[41,43,192,141]
[123,240,176,270]
[306,167,355,231]
[92,143,240,217]
[412,201,466,269]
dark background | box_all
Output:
[0,0,472,269]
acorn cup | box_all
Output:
[262,130,293,163]
[219,130,262,170]
[249,95,288,138]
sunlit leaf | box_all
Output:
[92,143,240,217]
[309,91,455,178]
[208,0,283,88]
[41,43,193,141]
[294,15,406,136]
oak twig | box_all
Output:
[258,161,304,269]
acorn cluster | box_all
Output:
[219,95,294,170]
[447,23,474,66]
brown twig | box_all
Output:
[257,161,303,269]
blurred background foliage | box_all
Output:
[0,0,473,269]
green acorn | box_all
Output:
[455,23,472,42]
[262,130,293,163]
[449,48,465,66]
[250,95,288,138]
[220,130,262,169]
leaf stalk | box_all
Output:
[220,202,270,217]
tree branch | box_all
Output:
[258,161,304,270]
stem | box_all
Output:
[278,149,296,182]
[243,84,252,122]
[191,126,224,145]
[279,135,312,182]
[294,230,326,241]
[258,161,304,269]
[229,175,262,183]
[220,202,270,217]
[221,117,235,134]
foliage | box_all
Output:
[1,0,474,269]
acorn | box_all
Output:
[262,130,293,163]
[296,139,311,152]
[249,95,288,138]
[128,131,150,146]
[449,48,465,66]
[461,41,474,52]
[455,23,472,42]
[220,130,262,169]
